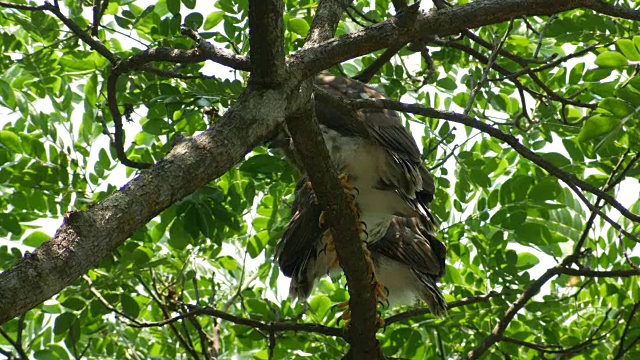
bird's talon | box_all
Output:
[376,313,385,328]
[319,211,327,227]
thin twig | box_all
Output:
[533,15,556,58]
[465,20,514,115]
[614,301,640,359]
[385,291,504,326]
[343,97,640,224]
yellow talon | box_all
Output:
[337,300,352,328]
[338,174,356,193]
[319,211,327,227]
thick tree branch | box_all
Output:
[2,0,639,333]
[0,87,286,324]
[287,0,640,80]
[248,0,285,88]
[0,0,46,10]
[285,0,383,358]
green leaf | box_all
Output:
[168,219,190,250]
[182,0,196,10]
[98,148,111,170]
[288,18,310,36]
[166,0,180,15]
[184,12,204,29]
[436,77,457,91]
[217,255,239,271]
[515,223,552,246]
[598,98,635,118]
[0,214,21,234]
[529,178,562,202]
[132,246,153,264]
[616,39,640,61]
[0,79,16,109]
[0,130,22,153]
[577,114,622,142]
[540,152,571,170]
[469,168,491,188]
[23,231,50,247]
[121,294,140,318]
[53,312,76,335]
[595,51,628,68]
[240,154,286,175]
[204,11,224,30]
[309,295,332,318]
[61,297,86,311]
[247,231,269,258]
[142,119,170,135]
[516,252,540,270]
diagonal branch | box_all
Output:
[284,0,384,358]
[42,1,118,63]
[180,27,251,71]
[385,291,504,326]
[287,0,640,80]
[615,301,640,359]
[0,84,287,324]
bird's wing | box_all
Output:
[314,74,431,198]
[314,74,422,164]
[368,216,446,279]
[274,178,337,300]
[275,178,323,278]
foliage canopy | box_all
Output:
[1,0,640,359]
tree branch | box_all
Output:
[0,86,286,324]
[556,268,640,278]
[614,301,640,360]
[181,26,251,71]
[0,326,28,360]
[248,0,285,88]
[344,98,640,224]
[106,71,153,169]
[285,0,384,358]
[187,305,345,338]
[385,291,504,326]
[2,0,639,333]
[42,1,118,63]
[287,0,640,80]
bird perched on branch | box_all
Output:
[272,74,446,319]
[275,177,447,317]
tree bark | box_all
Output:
[1,0,638,328]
